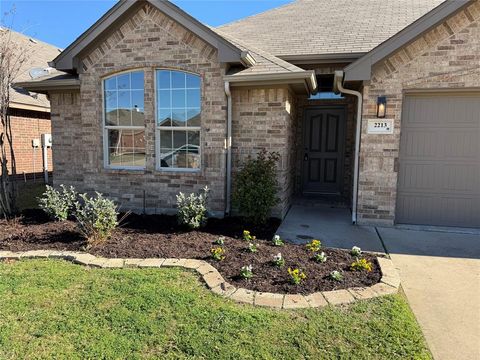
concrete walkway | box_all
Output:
[378,228,480,360]
[278,205,480,359]
[277,205,385,253]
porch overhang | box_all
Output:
[224,70,317,95]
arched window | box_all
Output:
[156,70,201,170]
[103,70,145,169]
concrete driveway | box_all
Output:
[378,228,480,360]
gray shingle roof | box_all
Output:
[218,0,445,57]
[3,28,62,111]
[213,28,305,76]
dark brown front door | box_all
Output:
[303,107,346,194]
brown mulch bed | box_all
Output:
[0,210,382,295]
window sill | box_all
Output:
[104,167,146,174]
[156,167,201,174]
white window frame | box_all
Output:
[155,69,201,172]
[102,70,146,171]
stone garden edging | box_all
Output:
[0,250,401,309]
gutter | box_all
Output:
[224,81,233,215]
[14,79,80,94]
[333,70,363,224]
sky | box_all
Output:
[1,0,293,48]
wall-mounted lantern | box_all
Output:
[376,96,387,118]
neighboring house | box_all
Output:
[2,28,59,180]
[17,0,480,228]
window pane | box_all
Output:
[171,72,185,88]
[105,77,117,90]
[131,72,144,90]
[118,109,131,126]
[188,131,200,147]
[157,71,170,89]
[131,90,144,126]
[159,130,173,168]
[158,90,170,108]
[186,89,200,108]
[105,90,117,110]
[186,108,201,127]
[108,129,145,167]
[172,89,185,108]
[118,90,131,109]
[117,73,130,90]
[158,109,171,127]
[186,73,200,88]
[105,109,118,126]
[171,109,186,126]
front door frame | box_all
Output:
[301,105,347,195]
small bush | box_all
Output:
[247,242,258,253]
[176,186,209,229]
[243,230,255,242]
[215,236,225,246]
[74,192,119,248]
[351,246,362,257]
[38,185,77,221]
[210,247,225,261]
[350,258,373,272]
[233,149,280,224]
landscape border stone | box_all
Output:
[0,251,400,309]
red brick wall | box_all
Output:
[0,109,53,178]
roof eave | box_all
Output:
[344,0,471,82]
[224,70,317,94]
[53,0,245,72]
[15,79,81,94]
[279,52,366,65]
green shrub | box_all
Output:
[176,186,209,229]
[38,185,77,221]
[350,258,373,272]
[233,150,280,224]
[74,192,119,248]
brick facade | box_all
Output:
[1,108,52,180]
[357,1,480,225]
[51,4,294,218]
[231,86,297,218]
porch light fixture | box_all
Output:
[376,96,387,118]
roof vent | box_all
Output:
[29,67,51,79]
[29,38,38,44]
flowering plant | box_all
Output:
[210,247,225,261]
[215,236,225,246]
[306,239,321,253]
[273,253,285,267]
[351,246,362,256]
[350,258,373,272]
[248,242,258,253]
[243,230,256,242]
[272,234,284,246]
[288,268,307,285]
[240,265,253,279]
[314,252,327,263]
[330,270,343,281]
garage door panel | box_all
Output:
[397,94,480,228]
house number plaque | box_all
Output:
[367,119,394,134]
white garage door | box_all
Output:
[397,93,480,228]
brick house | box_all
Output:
[2,29,58,181]
[18,0,480,228]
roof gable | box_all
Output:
[344,0,470,81]
[53,0,244,72]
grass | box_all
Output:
[15,182,46,210]
[0,259,431,360]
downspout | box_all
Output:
[224,81,232,215]
[334,70,363,224]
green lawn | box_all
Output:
[0,259,431,359]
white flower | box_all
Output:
[274,253,283,261]
[273,235,280,241]
[242,265,253,272]
[316,252,327,263]
[351,246,362,256]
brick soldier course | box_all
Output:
[0,250,400,309]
